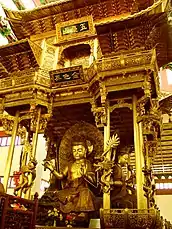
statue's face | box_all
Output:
[72,144,86,160]
[118,154,128,166]
[28,162,35,169]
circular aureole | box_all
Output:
[59,121,104,172]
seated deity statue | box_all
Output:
[43,136,96,214]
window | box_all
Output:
[155,179,172,194]
[0,136,21,147]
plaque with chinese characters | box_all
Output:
[61,21,89,36]
[49,66,84,87]
[56,16,95,43]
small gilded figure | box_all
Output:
[14,158,37,196]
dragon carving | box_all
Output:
[94,133,120,193]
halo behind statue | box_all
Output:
[59,121,104,172]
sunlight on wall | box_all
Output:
[31,134,50,197]
[0,145,22,177]
[20,0,35,9]
[0,0,17,10]
[155,195,172,223]
[0,4,6,17]
[0,134,50,196]
[166,69,172,85]
[0,145,22,194]
[159,68,172,92]
[0,5,9,46]
[0,35,8,46]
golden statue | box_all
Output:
[95,133,137,209]
[14,158,37,196]
[43,136,96,213]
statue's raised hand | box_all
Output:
[102,133,120,158]
[80,164,87,176]
[106,133,120,149]
[43,160,54,172]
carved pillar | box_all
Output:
[91,82,111,209]
[141,98,161,208]
[103,101,111,209]
[25,107,41,199]
[3,111,20,192]
[32,108,41,158]
[132,95,147,209]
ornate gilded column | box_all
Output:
[132,95,147,209]
[32,108,41,158]
[103,101,111,209]
[141,98,161,208]
[3,111,20,192]
[25,107,41,199]
[91,82,111,209]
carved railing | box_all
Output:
[0,193,38,229]
[86,49,156,81]
[0,68,50,90]
[100,208,163,229]
[0,49,157,91]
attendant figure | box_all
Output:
[14,158,37,196]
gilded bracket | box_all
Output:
[142,72,151,98]
[91,82,108,128]
[91,104,107,128]
[17,125,27,145]
[99,82,107,106]
[110,99,133,113]
[0,114,15,135]
[91,97,107,128]
[39,114,51,133]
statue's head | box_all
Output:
[28,158,37,169]
[116,146,131,167]
[118,153,128,167]
[72,136,87,160]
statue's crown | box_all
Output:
[72,135,87,148]
[72,141,86,147]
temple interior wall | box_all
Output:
[155,195,172,223]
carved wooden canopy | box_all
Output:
[0,39,41,74]
[3,0,154,40]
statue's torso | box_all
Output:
[68,159,88,180]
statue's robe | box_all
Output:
[55,160,95,213]
[111,164,137,209]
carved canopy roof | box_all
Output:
[95,0,163,26]
[0,39,41,75]
[3,0,155,39]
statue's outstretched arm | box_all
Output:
[52,170,64,179]
[43,160,68,179]
[52,166,68,179]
